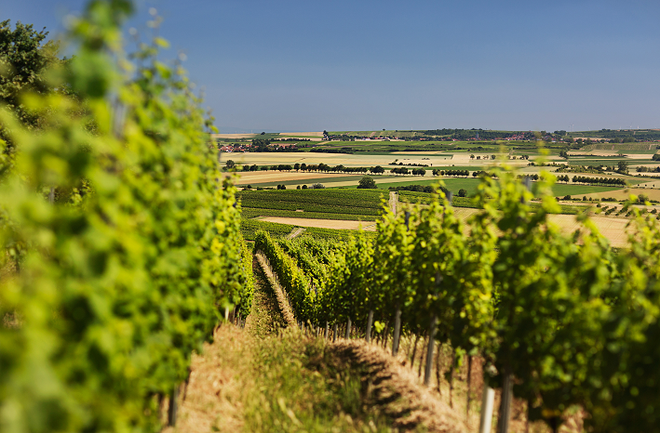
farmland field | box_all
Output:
[238,189,387,220]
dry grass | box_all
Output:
[161,326,250,433]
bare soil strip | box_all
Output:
[287,227,306,239]
[389,190,398,215]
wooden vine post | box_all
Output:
[497,364,513,433]
[392,210,411,356]
[423,314,437,386]
[392,307,402,356]
[479,385,495,433]
[365,310,374,342]
[168,386,179,427]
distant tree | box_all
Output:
[294,162,300,171]
[357,176,377,189]
[470,154,475,160]
[225,159,235,169]
[617,161,628,174]
[369,165,385,174]
[301,185,308,189]
[652,154,660,161]
[559,150,569,159]
[457,188,468,197]
[1,20,67,176]
[490,154,496,160]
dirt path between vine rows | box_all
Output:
[286,227,306,239]
[254,251,296,327]
[390,190,398,215]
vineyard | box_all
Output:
[238,188,385,219]
[252,170,660,433]
[3,1,660,433]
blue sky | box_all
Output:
[4,0,660,132]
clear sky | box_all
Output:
[3,0,660,133]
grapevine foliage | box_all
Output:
[264,165,660,432]
[0,2,250,432]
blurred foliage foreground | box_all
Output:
[0,1,253,432]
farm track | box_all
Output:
[286,227,306,239]
[390,190,398,215]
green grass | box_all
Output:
[243,320,394,431]
[551,184,627,196]
[305,226,377,241]
[363,177,482,195]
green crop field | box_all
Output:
[241,219,295,241]
[241,208,376,221]
[238,189,387,220]
[550,184,625,196]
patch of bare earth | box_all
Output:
[259,216,377,231]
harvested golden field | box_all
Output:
[255,209,637,248]
[581,187,660,201]
[236,171,353,184]
[547,214,632,248]
[279,131,323,137]
[211,133,256,139]
[258,217,377,231]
